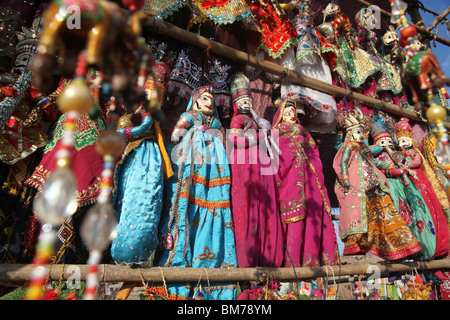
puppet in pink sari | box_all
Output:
[227,73,284,268]
[395,117,450,258]
[272,99,339,267]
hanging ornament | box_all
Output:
[25,52,94,300]
[390,0,408,24]
[24,105,79,300]
[80,154,118,300]
[25,109,79,300]
[81,96,125,300]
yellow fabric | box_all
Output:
[154,121,173,180]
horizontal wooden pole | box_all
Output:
[143,17,450,129]
[1,259,449,283]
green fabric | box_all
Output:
[387,176,437,260]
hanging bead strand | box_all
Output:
[24,89,79,301]
[81,153,118,300]
[81,93,124,300]
[25,52,94,300]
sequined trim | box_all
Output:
[194,0,253,25]
[44,113,105,153]
[179,190,231,209]
[25,165,101,207]
[142,0,187,19]
[192,173,231,187]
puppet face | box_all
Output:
[282,105,297,125]
[86,70,102,88]
[145,78,161,105]
[413,39,426,51]
[12,53,33,75]
[382,29,399,46]
[235,96,253,112]
[376,136,395,150]
[323,3,340,17]
[350,125,365,143]
[193,91,214,115]
[398,136,413,148]
[361,9,377,29]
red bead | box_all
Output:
[399,37,409,48]
[121,0,145,11]
[88,265,99,273]
[400,25,416,40]
[84,287,97,295]
[30,277,46,286]
[32,256,49,266]
[101,177,113,185]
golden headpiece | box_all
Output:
[343,107,364,131]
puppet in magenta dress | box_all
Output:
[272,98,339,267]
[227,73,284,268]
[395,117,450,259]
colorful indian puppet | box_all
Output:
[0,16,59,264]
[227,73,284,269]
[272,98,339,267]
[317,0,380,91]
[379,25,405,75]
[111,62,174,300]
[246,0,298,62]
[157,84,238,300]
[278,0,337,133]
[23,73,106,264]
[145,0,261,130]
[395,117,450,258]
[370,114,436,260]
[355,8,408,108]
[333,108,421,260]
[111,62,173,266]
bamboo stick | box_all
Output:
[143,17,450,129]
[427,6,450,32]
[1,259,449,283]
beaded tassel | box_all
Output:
[25,111,79,300]
[81,98,122,300]
[24,225,57,300]
[26,52,92,300]
[82,153,117,300]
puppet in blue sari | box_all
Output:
[157,85,238,300]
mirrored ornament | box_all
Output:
[390,0,408,24]
[81,202,117,252]
[33,168,78,226]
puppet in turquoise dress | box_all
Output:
[157,84,238,300]
[111,66,174,267]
